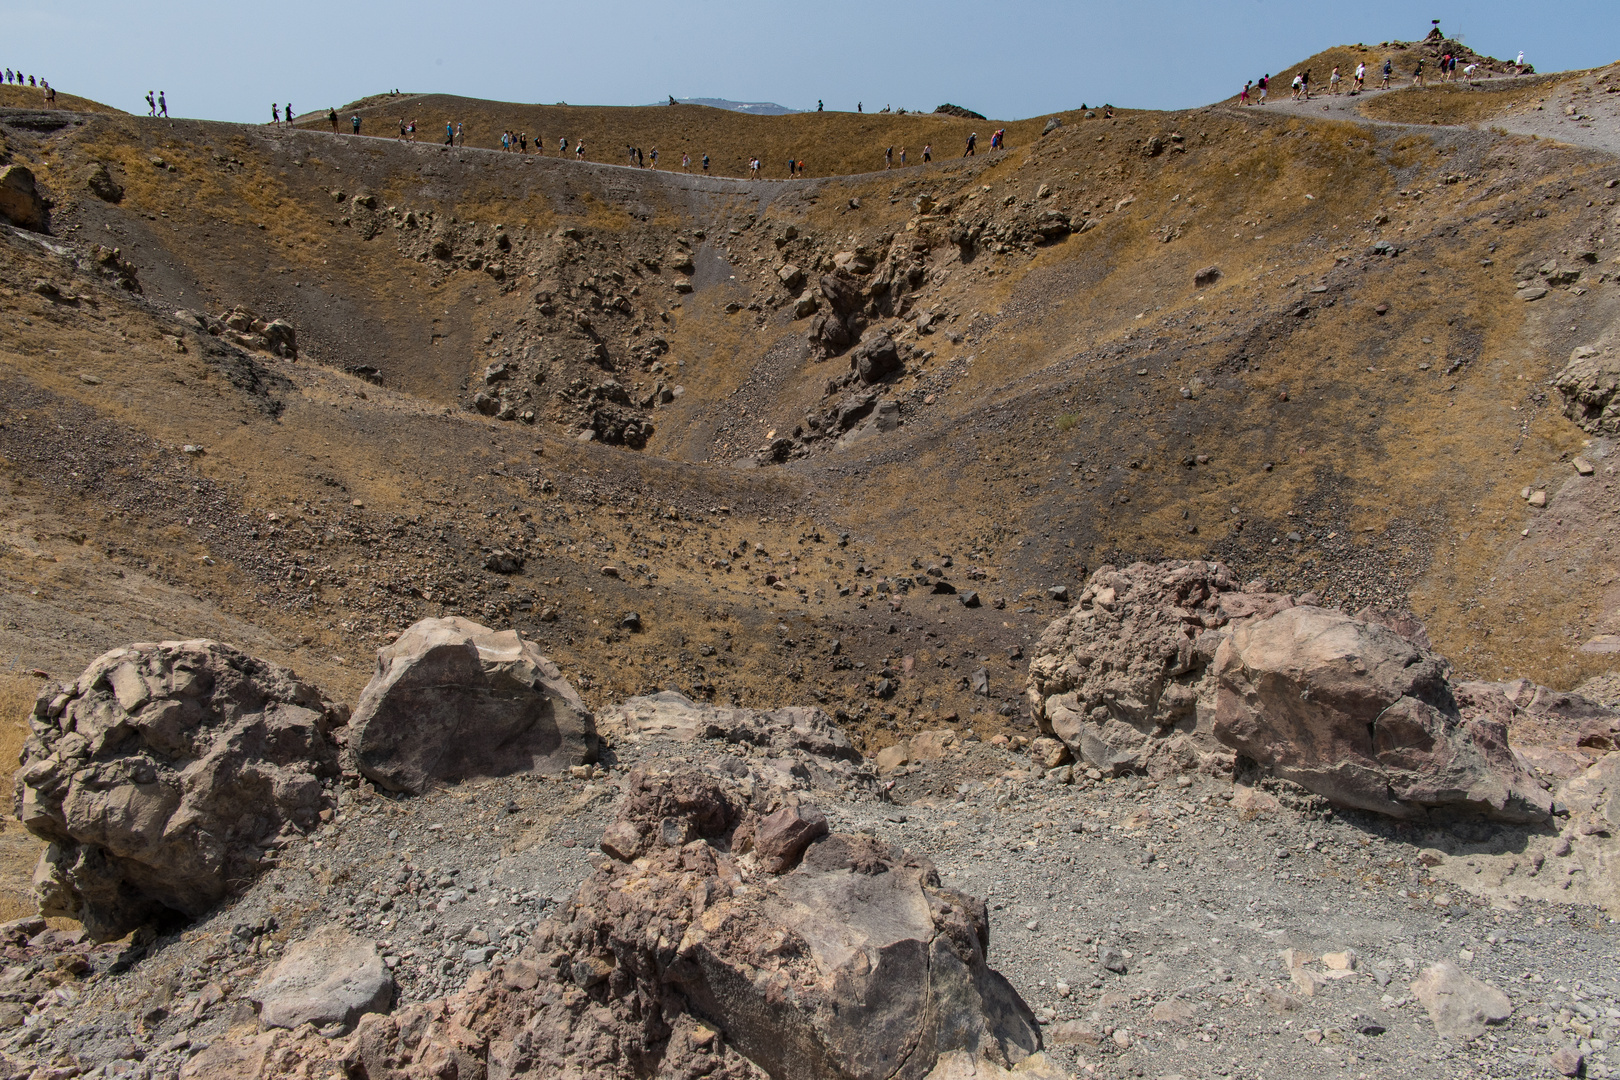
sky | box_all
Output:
[4,1,1618,124]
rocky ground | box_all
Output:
[4,719,1616,1080]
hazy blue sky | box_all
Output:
[5,1,1617,123]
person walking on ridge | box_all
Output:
[898,146,906,167]
[1354,62,1366,93]
[576,140,586,159]
[701,153,709,172]
[272,103,280,127]
[1239,80,1250,105]
[682,152,690,171]
[1257,75,1268,104]
[158,91,168,117]
[884,146,893,169]
[446,121,454,145]
[1329,66,1340,95]
[1380,59,1392,89]
[352,114,361,134]
[964,131,977,156]
[146,91,155,116]
[286,103,294,127]
[328,107,339,132]
[922,143,931,162]
[1413,57,1425,86]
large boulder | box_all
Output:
[350,617,596,794]
[1212,606,1550,820]
[344,769,1052,1080]
[0,164,47,232]
[852,333,902,384]
[14,641,341,940]
[1024,561,1271,777]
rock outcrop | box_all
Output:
[345,768,1049,1080]
[0,164,48,232]
[15,641,341,940]
[174,306,298,359]
[350,616,597,795]
[1028,560,1570,821]
[1554,338,1620,436]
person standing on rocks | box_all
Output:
[964,131,977,156]
[1516,50,1525,74]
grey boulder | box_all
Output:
[15,640,340,940]
[1554,337,1620,436]
[252,928,393,1030]
[350,616,596,794]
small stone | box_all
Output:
[1410,961,1512,1039]
[1322,950,1357,971]
[1551,1048,1585,1077]
[1573,457,1595,476]
[1099,946,1127,974]
[1528,490,1547,508]
[1048,1020,1101,1047]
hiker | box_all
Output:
[884,146,893,169]
[964,131,977,156]
[446,121,454,145]
[398,118,407,140]
[797,158,805,175]
[352,114,361,134]
[159,91,167,116]
[328,108,339,132]
[1290,73,1301,101]
[409,119,416,141]
[636,147,643,167]
[1354,62,1366,93]
[576,140,585,159]
[456,122,464,145]
[1239,81,1250,105]
[272,103,281,127]
[1463,62,1479,79]
[1258,76,1268,104]
[682,152,690,171]
[922,144,931,162]
[1381,59,1392,88]
[1413,57,1425,86]
[1329,66,1340,95]
[1302,70,1310,100]
[146,91,155,116]
[1516,50,1525,75]
[899,147,906,167]
[559,136,568,154]
[521,132,529,153]
[857,101,862,112]
[817,99,823,111]
[650,148,658,168]
[286,103,293,126]
[787,157,795,176]
[701,153,709,172]
[502,131,510,152]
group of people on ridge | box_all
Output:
[4,69,55,104]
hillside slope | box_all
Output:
[2,52,1618,757]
